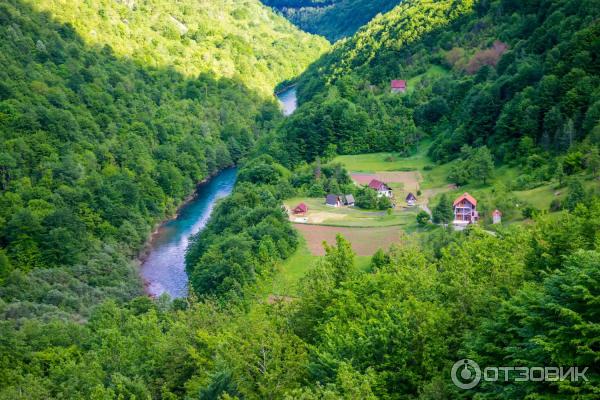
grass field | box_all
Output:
[294,223,404,256]
[406,65,449,94]
[269,237,371,296]
[285,197,418,227]
[333,145,432,172]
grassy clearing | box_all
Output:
[333,146,431,172]
[285,197,418,227]
[406,65,449,94]
[270,237,371,296]
[333,143,452,190]
[513,184,563,210]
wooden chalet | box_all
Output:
[453,192,479,224]
[368,179,393,198]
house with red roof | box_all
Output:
[368,179,393,198]
[453,192,479,224]
[391,80,407,93]
[292,203,308,215]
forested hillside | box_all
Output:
[1,0,599,398]
[279,0,600,181]
[0,0,324,319]
[262,0,401,42]
[31,0,329,94]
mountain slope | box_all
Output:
[262,0,402,42]
[29,0,329,94]
[279,0,600,173]
[0,0,325,318]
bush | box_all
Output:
[416,211,430,225]
[522,206,539,219]
[549,198,563,212]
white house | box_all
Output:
[368,179,393,198]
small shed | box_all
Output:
[492,209,502,224]
[406,192,417,206]
[343,194,355,206]
[391,80,407,93]
[325,194,342,207]
[292,203,308,215]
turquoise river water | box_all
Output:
[140,88,297,298]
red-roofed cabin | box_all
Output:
[292,203,308,215]
[391,80,407,93]
[453,192,479,224]
[368,179,393,198]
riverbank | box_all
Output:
[138,168,238,298]
[136,166,235,266]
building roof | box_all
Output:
[368,179,389,190]
[406,192,417,201]
[325,194,339,205]
[453,192,478,207]
[391,80,407,89]
[293,203,308,213]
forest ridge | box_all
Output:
[0,0,599,399]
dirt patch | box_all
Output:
[351,171,421,192]
[294,224,403,256]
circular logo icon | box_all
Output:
[451,359,481,389]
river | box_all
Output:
[277,86,298,116]
[140,168,237,298]
[140,89,296,298]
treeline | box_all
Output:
[2,198,598,398]
[186,156,299,298]
[281,0,600,185]
[262,0,401,42]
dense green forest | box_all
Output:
[0,0,325,320]
[278,0,600,183]
[31,0,329,94]
[262,0,402,42]
[1,0,599,398]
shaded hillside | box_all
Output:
[262,0,402,42]
[0,0,322,319]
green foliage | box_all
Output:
[416,210,431,225]
[262,0,402,42]
[464,250,600,399]
[354,187,391,210]
[0,0,325,316]
[448,145,495,185]
[565,178,587,211]
[285,0,600,172]
[31,0,328,94]
[432,193,454,224]
[186,158,298,298]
